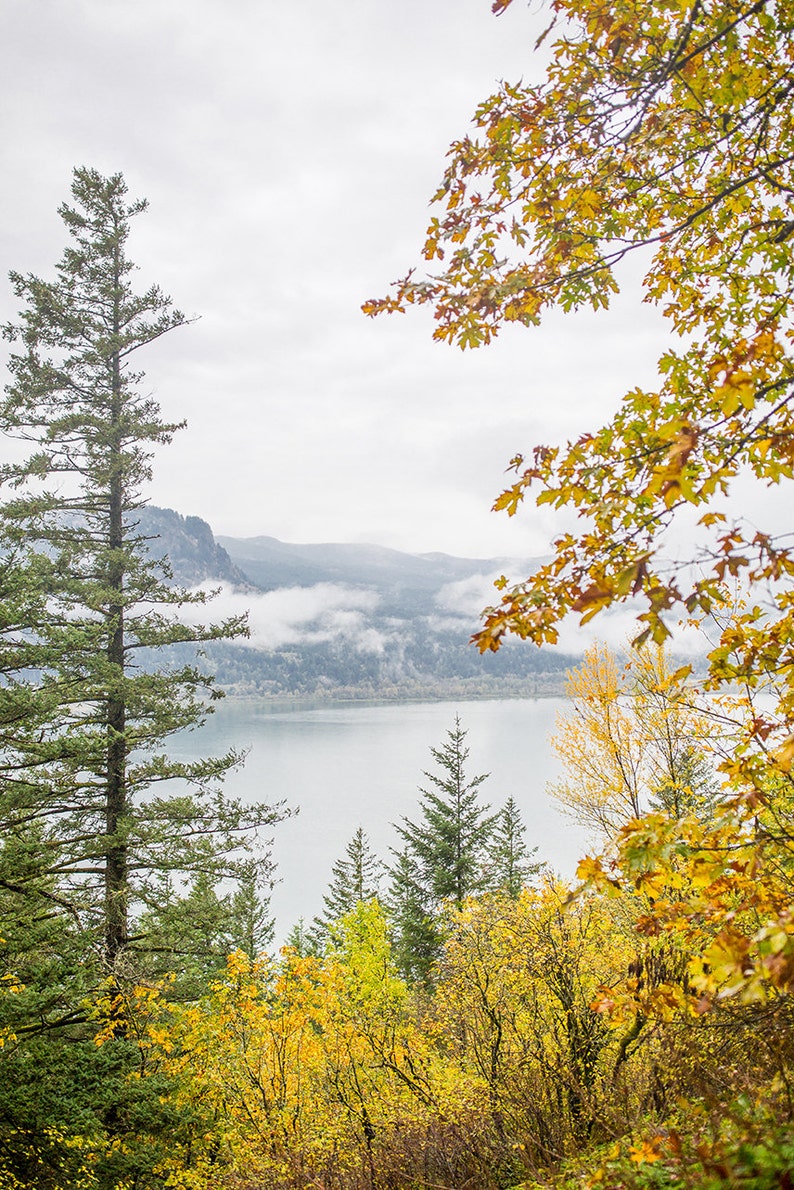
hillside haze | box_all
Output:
[138,508,572,699]
[216,533,526,618]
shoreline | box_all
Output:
[214,674,570,706]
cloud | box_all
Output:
[435,571,509,620]
[0,0,679,560]
[436,570,708,658]
[183,582,384,652]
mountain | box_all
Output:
[216,533,532,618]
[136,506,252,588]
[141,509,572,699]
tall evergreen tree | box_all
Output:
[0,167,287,1187]
[388,716,496,983]
[0,168,282,979]
[313,826,382,942]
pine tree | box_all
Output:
[0,168,283,980]
[284,917,322,958]
[388,716,496,983]
[484,797,543,898]
[228,859,276,958]
[387,848,439,986]
[0,167,290,1186]
[136,860,274,998]
[313,826,382,941]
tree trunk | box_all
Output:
[104,249,127,965]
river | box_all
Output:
[169,696,593,943]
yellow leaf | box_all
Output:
[628,1139,662,1165]
[774,734,794,772]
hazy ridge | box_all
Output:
[138,507,573,699]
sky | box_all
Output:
[0,0,677,560]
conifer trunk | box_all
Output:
[104,237,128,963]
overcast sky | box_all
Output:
[1,0,671,558]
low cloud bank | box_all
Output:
[436,572,706,656]
[435,571,507,620]
[183,582,385,652]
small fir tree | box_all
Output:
[136,860,274,998]
[228,859,276,958]
[284,917,322,958]
[387,848,440,986]
[648,745,719,820]
[484,796,543,897]
[313,826,382,941]
[388,716,496,983]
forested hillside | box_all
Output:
[138,509,574,698]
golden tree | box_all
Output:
[367,0,794,1003]
[551,644,718,836]
[365,0,794,721]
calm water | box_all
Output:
[169,697,592,942]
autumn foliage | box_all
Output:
[133,853,793,1188]
[367,0,794,1182]
[4,1,794,1186]
[7,651,794,1188]
[366,0,794,1038]
[365,0,794,683]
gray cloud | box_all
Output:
[6,0,778,579]
[435,571,510,620]
[184,582,383,651]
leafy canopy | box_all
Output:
[365,0,794,1007]
[551,644,719,836]
[365,0,794,735]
